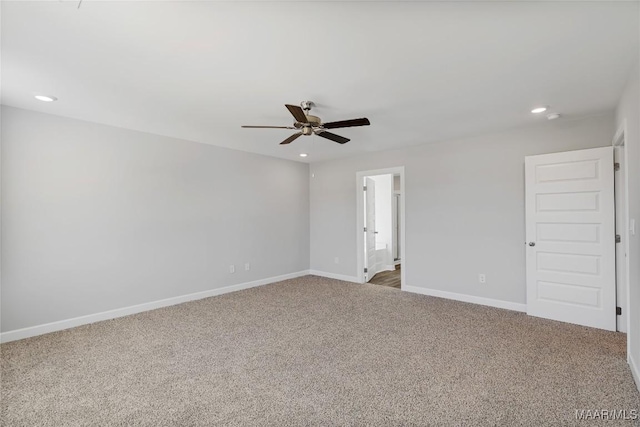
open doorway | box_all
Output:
[356,167,405,290]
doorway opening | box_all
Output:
[356,167,405,290]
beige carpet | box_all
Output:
[2,275,639,426]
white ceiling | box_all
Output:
[2,1,638,163]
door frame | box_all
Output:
[364,177,378,281]
[612,122,631,342]
[393,191,401,264]
[356,167,406,289]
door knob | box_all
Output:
[528,242,536,247]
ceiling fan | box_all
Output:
[241,101,370,145]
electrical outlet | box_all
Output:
[334,257,340,264]
[229,265,235,274]
[245,263,250,271]
[478,274,486,284]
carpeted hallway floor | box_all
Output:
[2,275,639,426]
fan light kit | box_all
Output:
[531,106,547,114]
[34,95,57,102]
[242,101,370,145]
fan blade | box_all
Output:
[242,125,297,129]
[285,104,308,123]
[280,132,303,145]
[322,118,370,129]
[317,131,350,144]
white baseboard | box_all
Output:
[403,285,526,312]
[308,270,361,283]
[382,265,396,272]
[629,353,640,393]
[0,270,309,344]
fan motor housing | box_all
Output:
[305,114,322,126]
[297,114,322,136]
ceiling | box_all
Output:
[2,1,638,163]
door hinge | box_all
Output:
[617,307,622,316]
[364,227,367,232]
[363,186,367,191]
[364,268,368,273]
[614,162,620,171]
[616,234,621,243]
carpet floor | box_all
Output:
[2,275,639,426]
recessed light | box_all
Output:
[299,153,308,158]
[34,95,57,102]
[531,106,547,114]
[547,113,561,120]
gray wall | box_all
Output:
[1,106,310,332]
[615,60,640,374]
[310,113,614,305]
[0,105,623,334]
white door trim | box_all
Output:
[356,167,406,289]
[365,177,377,281]
[612,122,631,346]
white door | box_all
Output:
[392,194,400,261]
[365,177,377,281]
[525,147,616,331]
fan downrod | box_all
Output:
[299,101,321,128]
